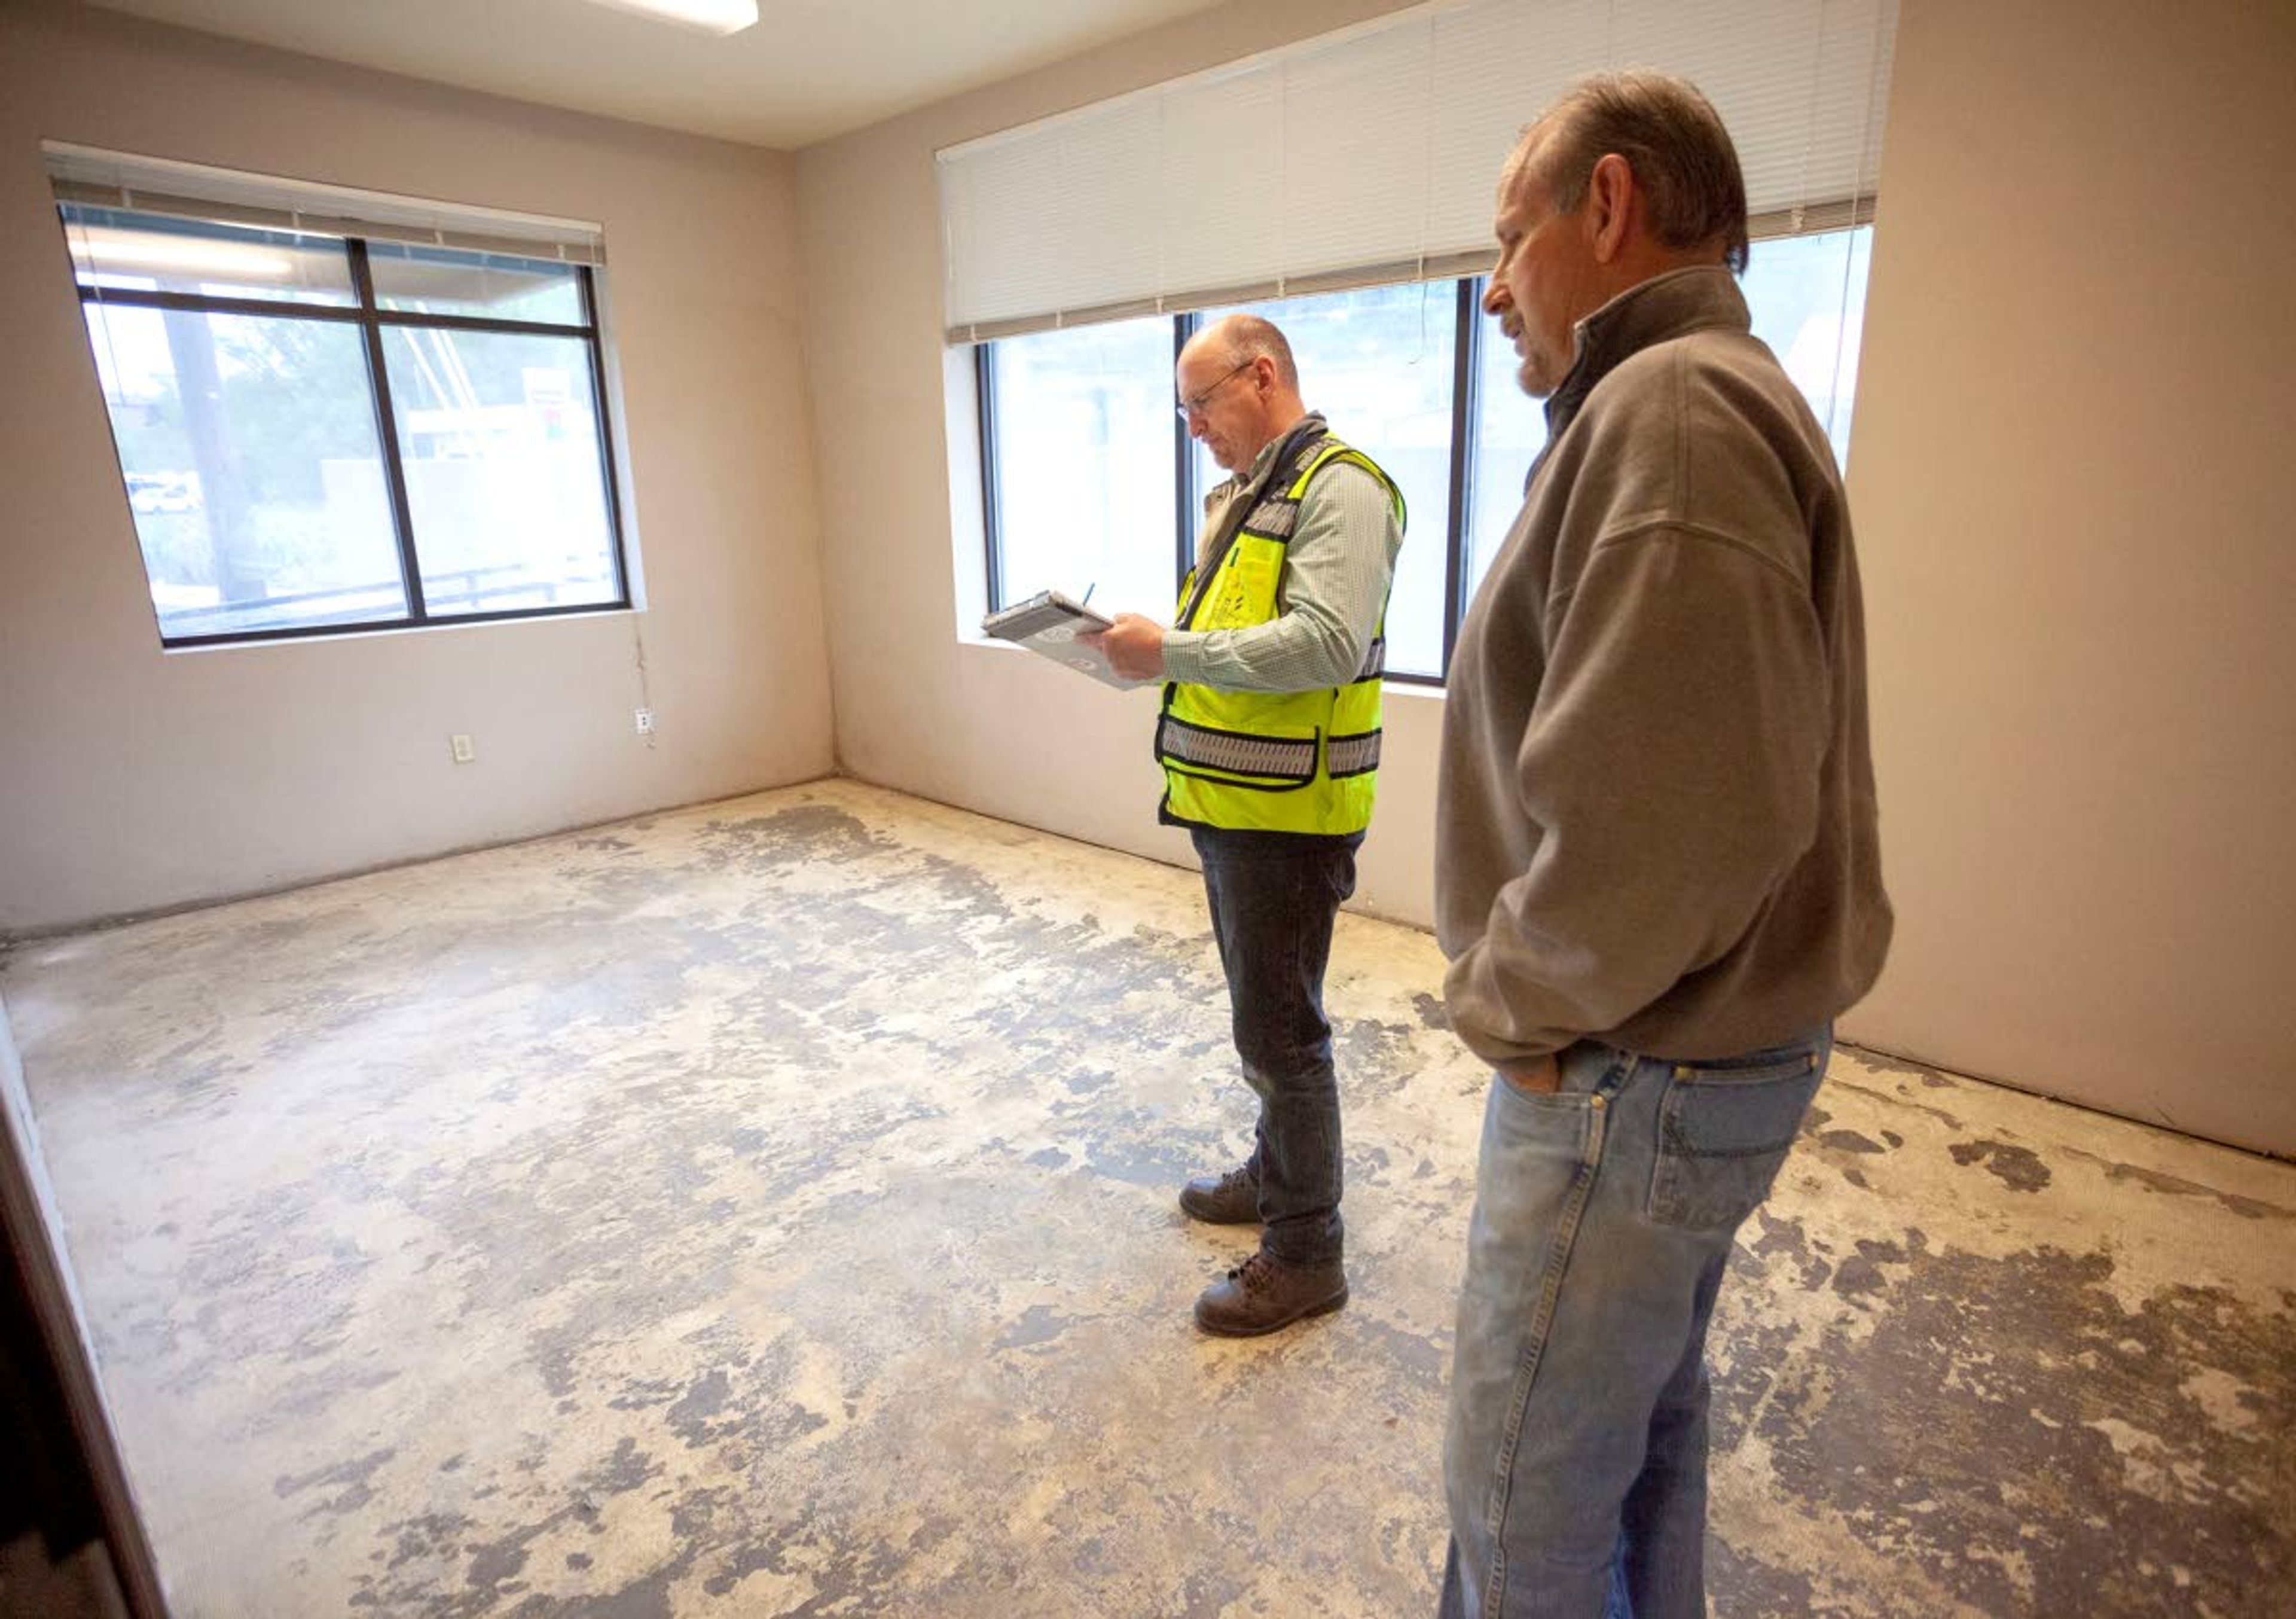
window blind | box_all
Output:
[41,142,606,264]
[938,0,1895,341]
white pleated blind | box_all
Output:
[42,142,607,264]
[1156,63,1287,301]
[1275,24,1434,285]
[938,0,1895,340]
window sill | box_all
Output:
[158,603,640,655]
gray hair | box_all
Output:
[1205,313,1299,392]
[1516,71,1750,275]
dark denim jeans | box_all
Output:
[1190,825,1361,1268]
[1439,1028,1831,1619]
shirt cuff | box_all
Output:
[1158,630,1211,685]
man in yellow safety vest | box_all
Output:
[1086,313,1405,1336]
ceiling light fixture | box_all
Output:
[72,230,296,281]
[582,0,759,36]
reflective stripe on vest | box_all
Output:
[1156,714,1319,783]
[1326,730,1381,778]
[1157,428,1404,836]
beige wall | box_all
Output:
[798,0,2296,1155]
[0,2,834,932]
[1845,0,2296,1152]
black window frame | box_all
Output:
[64,206,633,651]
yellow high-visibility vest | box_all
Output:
[1157,428,1404,834]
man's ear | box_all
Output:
[1586,152,1635,263]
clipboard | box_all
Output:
[981,589,1152,690]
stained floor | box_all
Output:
[4,780,2291,1617]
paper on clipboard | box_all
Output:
[980,589,1153,690]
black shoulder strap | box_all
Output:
[1174,419,1329,632]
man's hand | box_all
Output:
[1500,1053,1562,1096]
[1080,612,1168,681]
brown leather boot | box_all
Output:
[1193,1250,1348,1337]
[1178,1164,1260,1224]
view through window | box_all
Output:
[982,224,1873,682]
[62,204,627,646]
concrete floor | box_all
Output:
[4,780,2291,1617]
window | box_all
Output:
[61,205,628,646]
[1188,282,1459,679]
[980,316,1178,621]
[979,223,1874,683]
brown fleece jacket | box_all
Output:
[1437,264,1891,1065]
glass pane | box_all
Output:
[1744,224,1873,469]
[1196,282,1457,678]
[988,318,1177,621]
[368,242,587,325]
[61,205,355,307]
[1464,285,1551,609]
[1465,225,1876,611]
[380,328,620,616]
[82,303,405,639]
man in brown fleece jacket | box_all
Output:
[1434,73,1891,1619]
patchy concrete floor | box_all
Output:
[4,780,2291,1618]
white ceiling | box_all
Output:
[80,0,1232,150]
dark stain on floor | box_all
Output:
[1950,1137,2054,1192]
[1727,1240,2295,1615]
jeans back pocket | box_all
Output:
[1647,1037,1828,1231]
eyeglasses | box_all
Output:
[1175,360,1254,420]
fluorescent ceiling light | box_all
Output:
[72,230,296,280]
[582,0,759,35]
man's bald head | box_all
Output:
[1189,313,1299,392]
[1177,314,1308,474]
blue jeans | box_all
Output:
[1439,1029,1831,1618]
[1190,826,1361,1268]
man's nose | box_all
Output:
[1480,279,1509,317]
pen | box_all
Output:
[1080,582,1096,608]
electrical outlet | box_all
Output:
[450,733,476,764]
[634,708,655,734]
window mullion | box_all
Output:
[349,236,429,622]
[1173,310,1204,599]
[374,309,597,340]
[67,285,370,325]
[578,265,632,611]
[976,345,1003,614]
[1442,277,1483,679]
